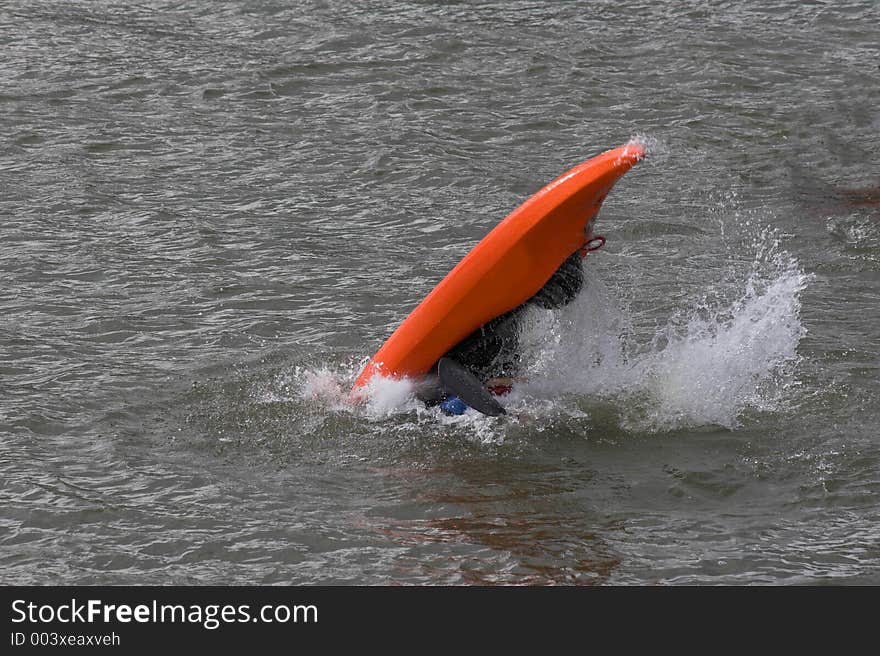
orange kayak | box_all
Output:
[352,142,645,393]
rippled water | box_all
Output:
[2,1,879,584]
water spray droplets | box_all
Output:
[521,225,811,432]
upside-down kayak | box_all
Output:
[352,141,646,396]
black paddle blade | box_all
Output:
[437,357,507,417]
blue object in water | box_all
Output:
[440,395,469,416]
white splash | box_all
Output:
[300,367,345,403]
[359,374,421,419]
[632,259,809,430]
[628,133,669,160]
[281,363,422,419]
[520,227,812,431]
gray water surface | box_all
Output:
[2,0,879,584]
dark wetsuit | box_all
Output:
[442,251,584,380]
